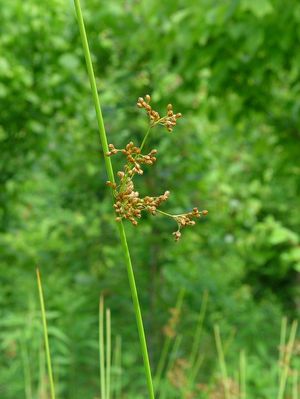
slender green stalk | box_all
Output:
[99,296,106,399]
[160,335,183,399]
[279,317,287,382]
[277,320,298,399]
[293,370,298,399]
[113,335,122,399]
[239,350,246,399]
[36,269,56,399]
[73,1,155,397]
[155,288,185,392]
[181,291,208,395]
[188,290,209,368]
[106,308,111,399]
[185,352,204,398]
[140,126,152,152]
[38,339,46,399]
[214,325,231,399]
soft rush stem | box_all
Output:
[106,308,111,399]
[239,350,246,399]
[278,317,287,383]
[277,320,298,399]
[140,126,152,152]
[99,296,106,399]
[189,290,209,368]
[113,335,122,399]
[36,269,56,399]
[293,370,298,399]
[73,1,155,397]
[214,325,231,399]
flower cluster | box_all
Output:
[172,208,208,241]
[105,95,208,241]
[137,95,182,132]
[106,142,157,175]
[106,141,170,225]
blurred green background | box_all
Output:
[0,0,299,398]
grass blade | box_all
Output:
[106,308,111,399]
[113,335,122,399]
[188,290,209,368]
[277,320,298,399]
[278,317,287,383]
[99,296,106,399]
[214,325,231,399]
[36,268,56,399]
[239,350,246,399]
[293,370,298,399]
[38,338,47,399]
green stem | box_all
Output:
[293,370,298,399]
[188,290,209,368]
[277,320,298,399]
[278,317,287,383]
[99,296,106,399]
[38,339,46,399]
[140,117,167,152]
[156,209,174,218]
[106,308,111,399]
[214,325,231,399]
[73,2,155,398]
[113,335,122,399]
[239,350,246,399]
[140,126,152,152]
[36,269,56,399]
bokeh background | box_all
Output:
[0,0,299,398]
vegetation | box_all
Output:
[0,0,299,398]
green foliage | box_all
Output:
[0,0,299,397]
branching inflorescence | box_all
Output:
[106,95,208,241]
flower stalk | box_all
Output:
[73,1,155,397]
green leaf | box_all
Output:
[241,0,274,17]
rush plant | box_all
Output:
[73,0,207,398]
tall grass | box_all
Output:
[72,0,155,397]
[36,268,56,399]
[214,324,232,399]
[34,268,298,398]
[112,335,122,399]
[99,296,106,399]
[239,350,246,399]
[277,319,298,399]
[99,295,115,399]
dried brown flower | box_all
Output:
[172,208,208,241]
[137,95,182,132]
